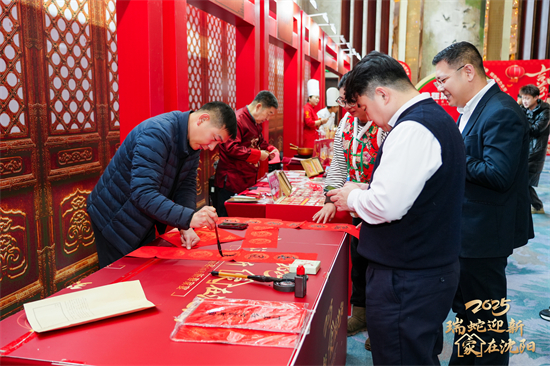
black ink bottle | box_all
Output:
[294,265,307,298]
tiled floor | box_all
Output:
[346,156,550,366]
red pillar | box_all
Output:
[162,0,189,112]
[117,0,165,141]
[283,46,302,157]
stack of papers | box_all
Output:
[24,281,155,333]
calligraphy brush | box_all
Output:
[210,271,292,283]
[214,223,224,257]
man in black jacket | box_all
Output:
[329,51,465,365]
[519,84,550,214]
[433,42,533,366]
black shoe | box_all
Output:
[540,308,550,322]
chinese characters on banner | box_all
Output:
[445,298,536,358]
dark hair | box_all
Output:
[432,41,485,77]
[253,90,279,109]
[519,84,540,98]
[344,51,414,102]
[338,72,350,89]
[197,101,237,139]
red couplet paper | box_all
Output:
[299,222,360,239]
[127,246,240,261]
[241,228,279,248]
[232,251,318,264]
[218,217,283,225]
[246,220,306,229]
[170,325,298,348]
[181,299,310,333]
[160,228,243,248]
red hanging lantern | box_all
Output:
[505,65,525,83]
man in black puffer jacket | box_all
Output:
[87,101,237,267]
[520,84,550,214]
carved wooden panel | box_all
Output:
[187,5,236,208]
[0,0,26,140]
[0,0,119,319]
[268,41,285,151]
[44,0,95,135]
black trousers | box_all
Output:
[350,217,368,307]
[215,186,235,217]
[529,186,543,210]
[365,261,459,365]
[449,257,509,366]
[91,220,154,268]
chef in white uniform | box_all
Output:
[317,87,340,137]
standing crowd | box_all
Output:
[86,41,547,365]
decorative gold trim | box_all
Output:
[0,280,43,312]
[0,174,37,190]
[60,189,93,254]
[47,163,102,181]
[53,253,98,285]
[0,138,37,151]
[0,208,29,282]
[21,0,44,50]
[57,148,93,166]
[44,134,102,146]
[0,157,24,175]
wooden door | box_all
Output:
[186,4,237,207]
[0,0,119,319]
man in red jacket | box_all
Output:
[214,91,280,216]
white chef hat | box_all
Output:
[326,87,339,107]
[307,79,320,97]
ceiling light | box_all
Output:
[309,13,329,23]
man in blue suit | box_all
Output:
[88,102,237,267]
[433,42,534,365]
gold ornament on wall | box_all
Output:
[61,189,94,254]
[0,209,29,282]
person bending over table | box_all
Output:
[312,72,385,350]
[87,102,237,268]
[214,91,280,217]
[329,51,466,365]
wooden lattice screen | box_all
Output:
[0,0,119,319]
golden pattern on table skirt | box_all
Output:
[0,157,23,176]
[0,208,28,281]
[60,188,93,254]
[172,261,219,298]
[323,299,345,366]
[57,147,93,166]
[66,280,92,290]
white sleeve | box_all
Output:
[347,121,442,224]
[317,109,330,119]
[324,122,348,189]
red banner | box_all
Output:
[417,59,550,121]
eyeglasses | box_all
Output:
[336,97,357,108]
[434,65,465,89]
